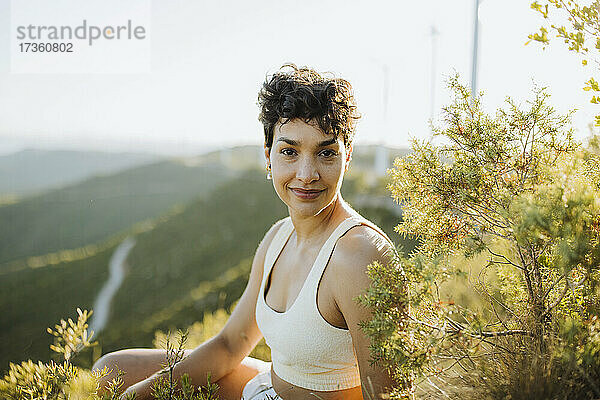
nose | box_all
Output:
[296,156,319,184]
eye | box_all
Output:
[319,149,337,158]
[280,148,297,157]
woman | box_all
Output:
[93,64,399,400]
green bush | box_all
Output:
[360,75,600,399]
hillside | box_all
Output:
[0,236,118,374]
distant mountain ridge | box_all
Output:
[0,159,238,269]
[0,149,160,199]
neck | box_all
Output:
[288,193,351,246]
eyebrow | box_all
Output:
[276,137,338,147]
[318,138,337,147]
[276,137,299,146]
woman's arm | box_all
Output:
[119,219,286,400]
[331,226,400,400]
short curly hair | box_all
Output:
[258,64,361,152]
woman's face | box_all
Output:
[265,118,351,218]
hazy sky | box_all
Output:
[0,0,597,156]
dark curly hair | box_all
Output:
[258,64,361,152]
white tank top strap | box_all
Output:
[263,217,294,278]
[304,216,364,298]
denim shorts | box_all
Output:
[241,369,280,400]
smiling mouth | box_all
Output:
[289,188,325,200]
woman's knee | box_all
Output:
[92,352,124,395]
[92,350,137,395]
[91,351,119,379]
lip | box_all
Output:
[289,187,325,200]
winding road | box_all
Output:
[88,236,136,337]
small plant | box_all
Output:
[148,328,220,400]
[47,308,98,362]
[0,308,115,399]
[104,366,137,400]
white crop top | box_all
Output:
[255,215,393,391]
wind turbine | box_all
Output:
[374,63,390,176]
[430,24,440,121]
[471,0,481,100]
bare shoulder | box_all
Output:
[326,222,396,307]
[332,222,395,273]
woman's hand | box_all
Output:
[118,377,153,400]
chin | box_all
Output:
[288,198,336,218]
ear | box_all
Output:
[344,144,353,171]
[264,144,271,167]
